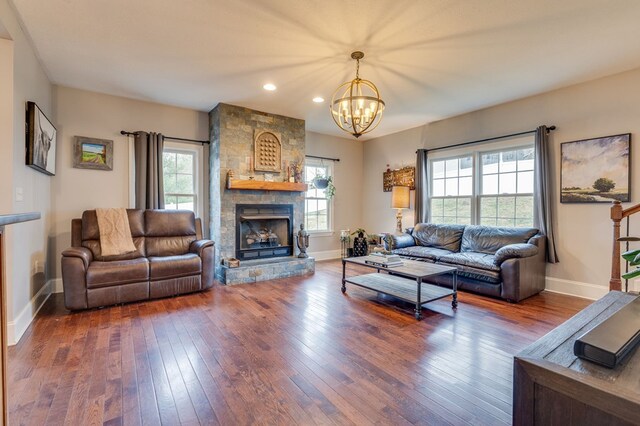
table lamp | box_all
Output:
[391,185,410,233]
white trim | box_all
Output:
[544,276,609,300]
[308,249,341,261]
[53,277,64,293]
[309,231,335,237]
[7,279,53,345]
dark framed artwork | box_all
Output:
[25,101,57,176]
[73,136,114,171]
[561,133,631,203]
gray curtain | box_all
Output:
[533,125,559,263]
[415,149,429,224]
[134,131,165,209]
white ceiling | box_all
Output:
[11,0,640,140]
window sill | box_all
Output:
[308,231,334,237]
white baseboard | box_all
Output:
[544,276,609,300]
[309,249,341,261]
[7,279,54,345]
[53,277,63,293]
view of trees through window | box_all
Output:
[304,162,331,232]
[430,146,535,227]
[163,150,196,212]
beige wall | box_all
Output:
[363,67,640,299]
[1,0,54,344]
[363,126,423,234]
[305,131,364,257]
[51,86,209,279]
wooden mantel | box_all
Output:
[227,178,307,192]
[0,212,41,426]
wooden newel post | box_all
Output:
[610,201,623,291]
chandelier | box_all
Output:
[330,51,385,138]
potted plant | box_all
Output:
[312,175,336,199]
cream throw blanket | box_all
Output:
[95,208,137,256]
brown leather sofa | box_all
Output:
[62,209,215,310]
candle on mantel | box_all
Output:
[249,156,254,172]
[245,156,251,173]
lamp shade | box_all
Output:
[391,186,410,209]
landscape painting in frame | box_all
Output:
[26,101,57,175]
[73,136,114,171]
[561,133,631,203]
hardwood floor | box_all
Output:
[8,260,591,425]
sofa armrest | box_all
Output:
[493,243,538,266]
[382,232,415,250]
[62,246,93,269]
[190,239,214,257]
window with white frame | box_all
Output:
[479,147,535,227]
[429,138,535,227]
[162,147,200,214]
[304,159,333,232]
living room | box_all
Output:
[1,0,639,425]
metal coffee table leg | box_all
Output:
[341,259,347,293]
[452,270,458,308]
[415,277,423,320]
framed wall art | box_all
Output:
[26,101,57,176]
[73,136,114,171]
[561,133,631,203]
[383,166,415,192]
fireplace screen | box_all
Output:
[235,204,293,260]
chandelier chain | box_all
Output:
[355,59,360,80]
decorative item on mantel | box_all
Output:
[254,130,282,172]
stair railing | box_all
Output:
[610,200,640,291]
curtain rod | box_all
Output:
[418,125,556,154]
[305,155,340,162]
[120,130,209,145]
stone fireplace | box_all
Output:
[209,103,314,284]
[235,204,293,260]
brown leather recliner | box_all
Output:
[61,209,215,310]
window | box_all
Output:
[163,148,198,213]
[430,156,473,224]
[304,159,333,232]
[428,140,535,227]
[479,147,534,227]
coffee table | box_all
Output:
[341,256,458,320]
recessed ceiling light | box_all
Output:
[312,97,325,103]
[263,83,277,91]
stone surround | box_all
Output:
[209,103,308,283]
[221,257,315,285]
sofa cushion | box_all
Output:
[493,243,539,265]
[145,210,197,256]
[149,254,202,280]
[460,226,538,254]
[438,252,501,272]
[392,246,453,261]
[86,258,149,289]
[81,209,146,261]
[412,223,466,252]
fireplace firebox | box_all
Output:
[235,204,293,260]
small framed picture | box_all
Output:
[26,101,57,176]
[73,136,113,171]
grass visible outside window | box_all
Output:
[163,150,196,212]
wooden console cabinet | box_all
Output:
[0,212,40,426]
[513,291,640,425]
